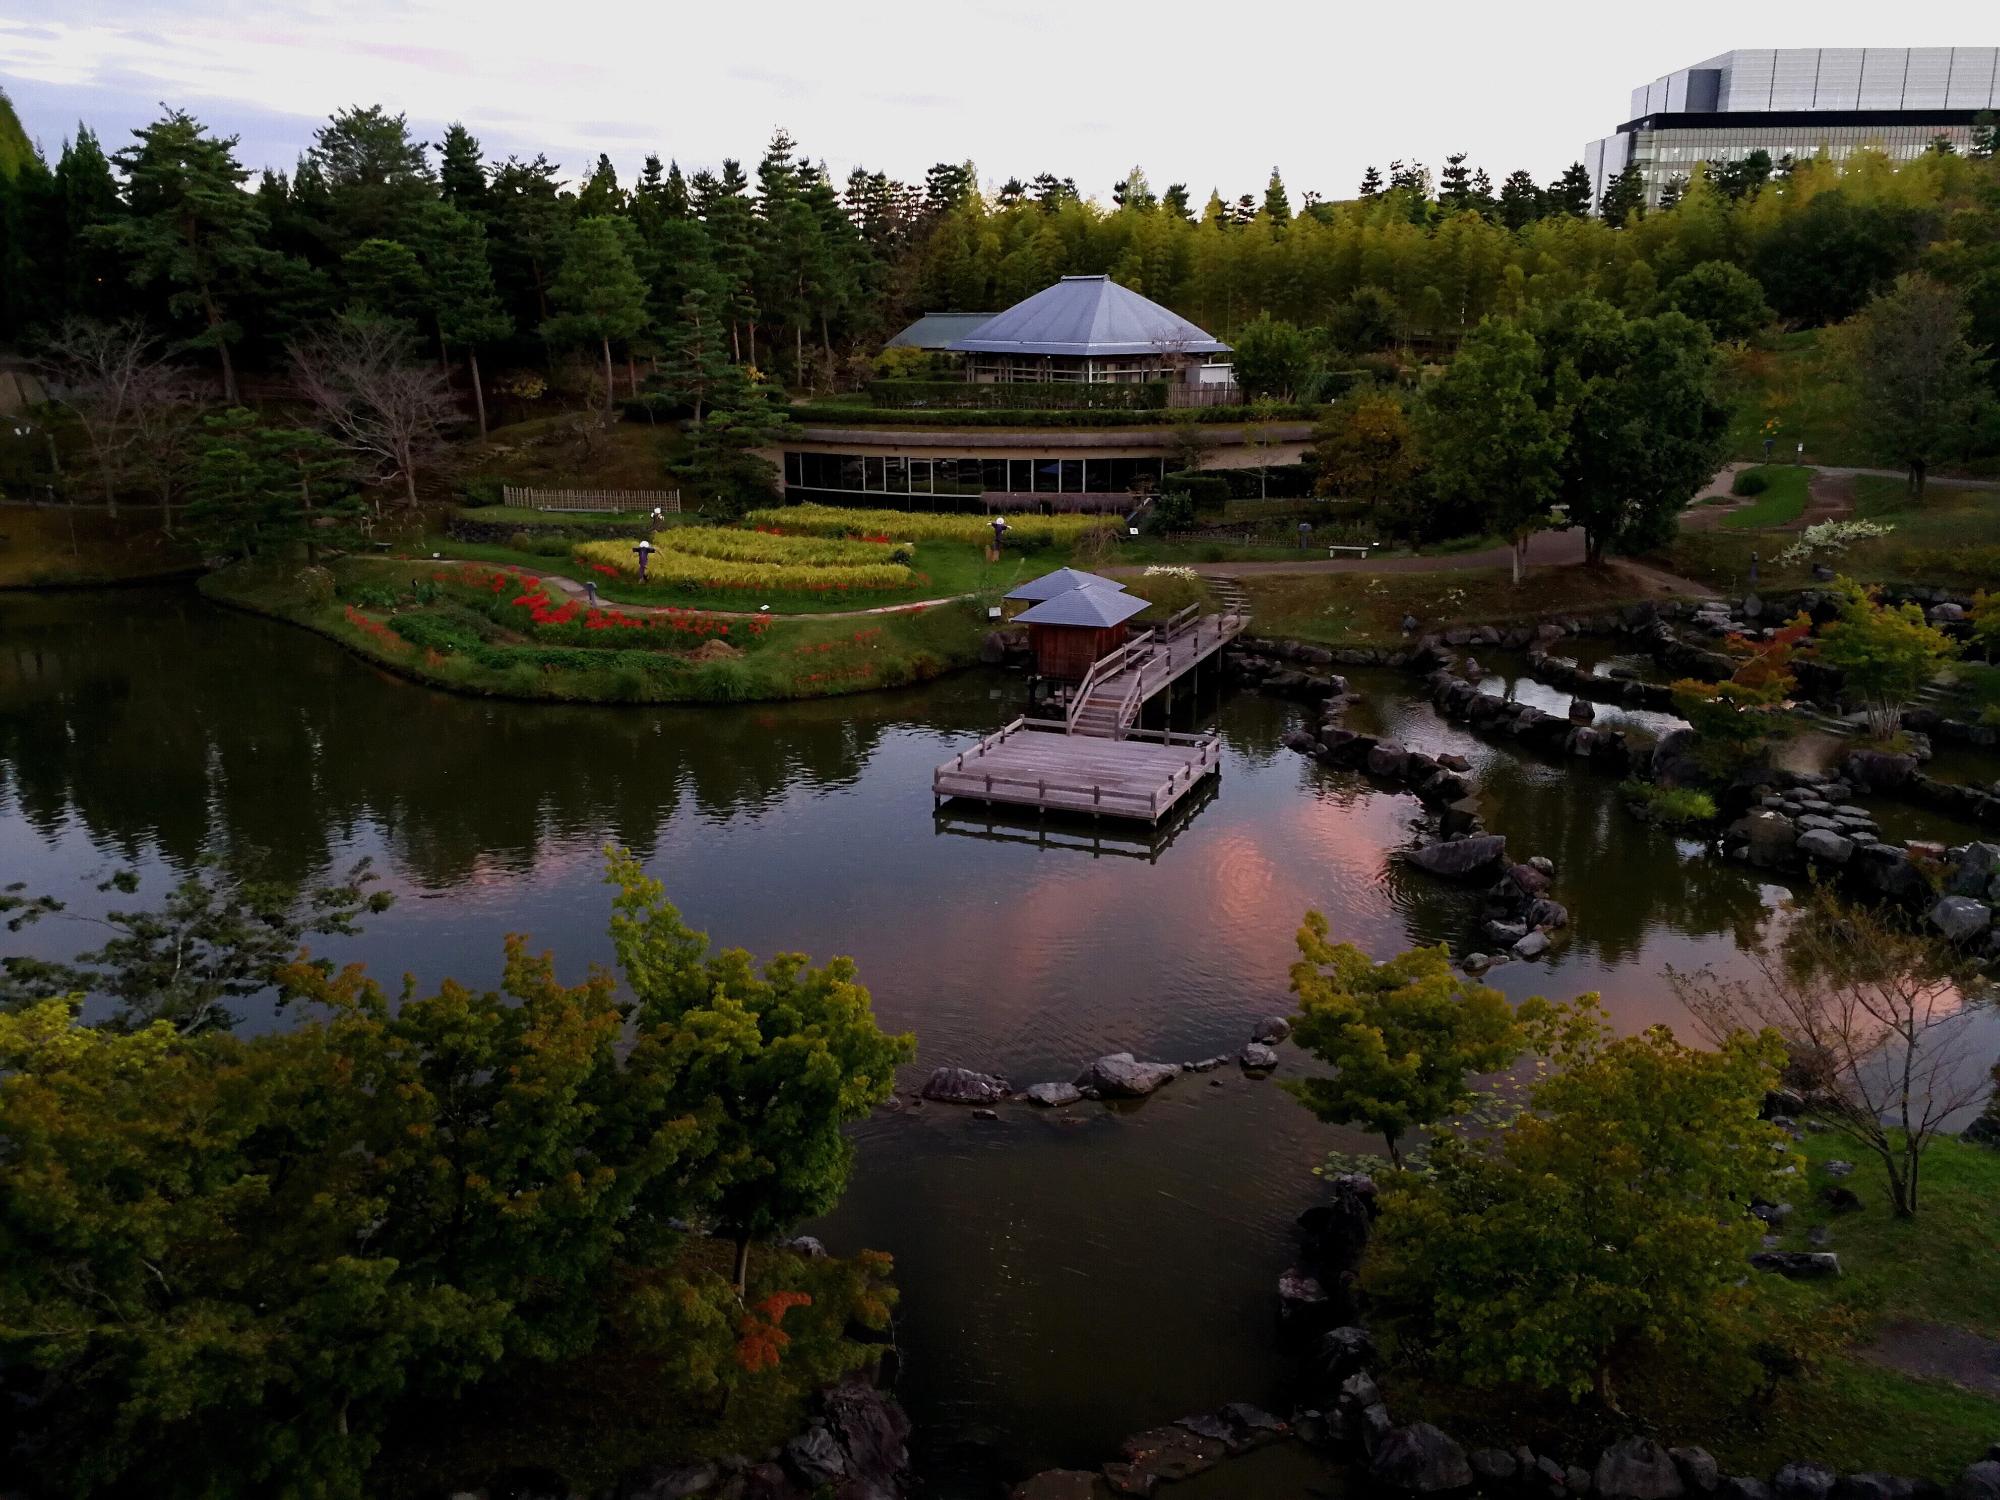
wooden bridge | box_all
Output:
[931,605,1247,824]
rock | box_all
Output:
[1297,1176,1378,1276]
[1570,1465,1596,1495]
[1371,1422,1473,1493]
[1775,1463,1836,1500]
[920,1067,1008,1105]
[1359,1403,1395,1457]
[1824,1160,1854,1177]
[1240,1043,1279,1072]
[1528,898,1571,930]
[971,1107,998,1121]
[1930,896,1992,944]
[1404,834,1509,880]
[1728,812,1799,867]
[1251,1014,1292,1043]
[1101,1461,1158,1497]
[821,1378,911,1497]
[1116,1424,1225,1481]
[1751,1197,1793,1226]
[1175,1412,1234,1444]
[1024,1082,1083,1107]
[1471,1449,1519,1485]
[1671,1448,1721,1493]
[1338,1370,1383,1411]
[1368,743,1411,779]
[1317,1325,1378,1382]
[1514,930,1551,960]
[1485,920,1529,945]
[783,1235,827,1259]
[1719,1482,1773,1500]
[1277,1268,1329,1322]
[1835,1475,1912,1500]
[785,1424,846,1486]
[1505,862,1554,897]
[1956,1461,2000,1500]
[739,1461,795,1500]
[1596,1437,1686,1499]
[1074,1053,1179,1098]
[618,1461,721,1500]
[1219,1402,1287,1442]
[1798,829,1856,865]
[1438,752,1472,773]
[1749,1250,1841,1278]
[979,631,1010,665]
[1009,1472,1106,1500]
[1822,1186,1863,1214]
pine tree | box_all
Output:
[1359,165,1383,197]
[436,122,488,210]
[93,109,272,402]
[485,154,569,326]
[1438,152,1473,211]
[699,159,760,363]
[340,238,428,330]
[306,105,434,247]
[677,362,792,519]
[575,152,624,217]
[1598,165,1647,224]
[1545,162,1593,217]
[660,286,729,420]
[184,407,362,563]
[543,216,648,410]
[53,127,126,321]
[1498,169,1542,229]
[418,204,512,435]
[1658,177,1686,209]
[1261,167,1291,226]
[1163,183,1193,220]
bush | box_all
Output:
[1162,471,1232,508]
[388,609,486,654]
[1149,490,1197,531]
[743,502,1111,549]
[1621,780,1720,826]
[1732,468,1771,497]
[459,477,504,508]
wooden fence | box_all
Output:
[503,486,681,514]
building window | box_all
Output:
[885,457,908,495]
[1059,459,1083,493]
[909,459,931,493]
[864,456,885,492]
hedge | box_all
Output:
[1162,471,1232,507]
[865,379,1169,411]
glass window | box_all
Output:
[840,456,864,492]
[785,452,801,486]
[885,457,908,495]
[1009,459,1033,493]
[1085,459,1111,494]
[1034,460,1060,494]
[1059,459,1083,493]
[1108,458,1134,492]
[909,459,931,493]
[983,458,1007,493]
[865,457,885,492]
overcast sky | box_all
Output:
[4,2,1994,204]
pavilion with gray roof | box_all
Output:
[1002,566,1125,604]
[946,275,1233,388]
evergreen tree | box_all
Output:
[1658,176,1686,210]
[1972,111,1996,161]
[52,127,126,321]
[1545,162,1593,217]
[575,152,624,217]
[922,160,975,215]
[306,105,434,246]
[184,407,362,563]
[1599,165,1647,223]
[435,122,488,210]
[1497,169,1542,229]
[1261,167,1291,226]
[1163,182,1193,220]
[485,154,569,326]
[660,286,729,420]
[93,109,272,402]
[677,361,791,519]
[418,204,512,435]
[1438,152,1473,212]
[1359,164,1383,197]
[340,237,428,330]
[698,159,760,363]
[543,216,649,410]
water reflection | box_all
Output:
[2,586,1802,1487]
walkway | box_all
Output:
[1066,608,1249,738]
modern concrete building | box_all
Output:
[1585,47,2000,208]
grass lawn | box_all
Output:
[1662,481,2000,595]
[1388,1133,2000,1483]
[1722,467,1812,530]
[1234,564,1663,649]
[403,534,1021,614]
[1720,331,1864,467]
[201,558,989,704]
[0,502,199,587]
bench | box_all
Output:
[1326,543,1374,559]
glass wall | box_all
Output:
[783,450,1165,508]
[1628,121,1979,205]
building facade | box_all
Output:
[1585,47,1999,208]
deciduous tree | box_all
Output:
[1811,577,1959,739]
[1842,273,1995,497]
[290,312,460,508]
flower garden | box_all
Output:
[571,527,918,597]
[742,503,1115,549]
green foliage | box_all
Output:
[1283,918,1528,1167]
[1721,465,1809,528]
[184,406,364,562]
[1813,577,1960,738]
[1161,470,1231,507]
[1661,260,1773,342]
[543,216,649,405]
[678,364,792,520]
[1363,997,1788,1403]
[1621,780,1719,825]
[0,856,393,1032]
[1841,274,1996,496]
[1231,313,1318,400]
[0,87,31,180]
[603,849,913,1287]
[1732,467,1771,496]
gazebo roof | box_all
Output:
[948,276,1230,358]
[1013,582,1152,629]
[1004,567,1126,603]
[884,311,999,351]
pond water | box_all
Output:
[0,587,1919,1494]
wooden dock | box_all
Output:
[1064,606,1248,739]
[933,719,1220,824]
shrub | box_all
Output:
[1732,468,1771,497]
[1162,471,1232,508]
[388,609,486,654]
[1622,780,1719,825]
[743,502,1111,549]
[1149,489,1196,531]
[459,477,504,508]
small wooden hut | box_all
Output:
[1001,566,1124,622]
[1012,581,1152,682]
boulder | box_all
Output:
[1371,1422,1473,1494]
[979,631,1010,665]
[1834,1476,1912,1500]
[1775,1464,1836,1500]
[821,1378,912,1496]
[1471,1449,1519,1485]
[1282,728,1319,754]
[1672,1448,1721,1494]
[1719,1483,1773,1500]
[1749,1251,1841,1278]
[1821,1185,1864,1214]
[1115,1424,1224,1482]
[1797,829,1856,865]
[1277,1268,1329,1323]
[1024,1082,1083,1107]
[1528,898,1571,930]
[783,1235,827,1259]
[785,1424,847,1487]
[1368,743,1411,779]
[1929,895,1992,944]
[1404,834,1509,880]
[1251,1015,1292,1044]
[1956,1461,2000,1500]
[1338,1370,1383,1411]
[1240,1043,1280,1072]
[1316,1325,1378,1382]
[1728,812,1799,868]
[920,1067,1008,1105]
[1596,1437,1686,1499]
[1513,930,1551,960]
[1074,1053,1179,1097]
[1297,1175,1378,1276]
[1844,749,1918,792]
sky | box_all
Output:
[3,1,1995,205]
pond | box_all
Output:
[0,587,1867,1493]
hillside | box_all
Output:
[0,88,33,178]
